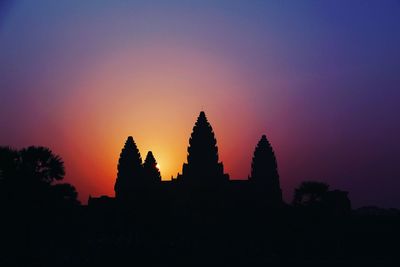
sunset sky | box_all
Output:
[1,0,399,207]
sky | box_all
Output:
[0,0,399,208]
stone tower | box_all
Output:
[179,111,229,184]
[249,134,282,203]
[114,136,143,200]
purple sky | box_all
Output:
[0,0,399,207]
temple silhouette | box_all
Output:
[3,111,400,266]
[90,111,283,210]
[177,111,229,184]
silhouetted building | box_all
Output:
[102,112,283,209]
[249,134,283,204]
[6,114,390,267]
[143,151,161,183]
[177,111,229,184]
[114,136,144,200]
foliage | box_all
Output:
[0,146,79,206]
[292,181,330,206]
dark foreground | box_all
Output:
[1,202,399,267]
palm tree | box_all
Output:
[19,146,65,185]
[0,146,78,206]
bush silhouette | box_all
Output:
[50,183,80,206]
[292,181,329,207]
[292,181,352,216]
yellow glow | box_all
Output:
[58,42,255,201]
[156,163,160,170]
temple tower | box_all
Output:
[249,134,282,203]
[114,136,143,200]
[179,111,229,184]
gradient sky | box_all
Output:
[1,0,399,207]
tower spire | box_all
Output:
[143,151,161,182]
[114,136,143,199]
[249,134,282,203]
[180,111,228,183]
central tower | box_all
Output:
[179,111,229,184]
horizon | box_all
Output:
[1,1,400,208]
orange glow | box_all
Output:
[51,42,262,202]
[16,41,287,204]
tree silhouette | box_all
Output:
[249,134,282,203]
[143,151,161,183]
[114,136,143,199]
[1,146,65,187]
[292,181,352,215]
[292,181,329,207]
[19,146,65,184]
[0,146,79,206]
[0,147,18,182]
[0,147,18,172]
[180,111,228,183]
[50,183,80,207]
[0,147,19,202]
